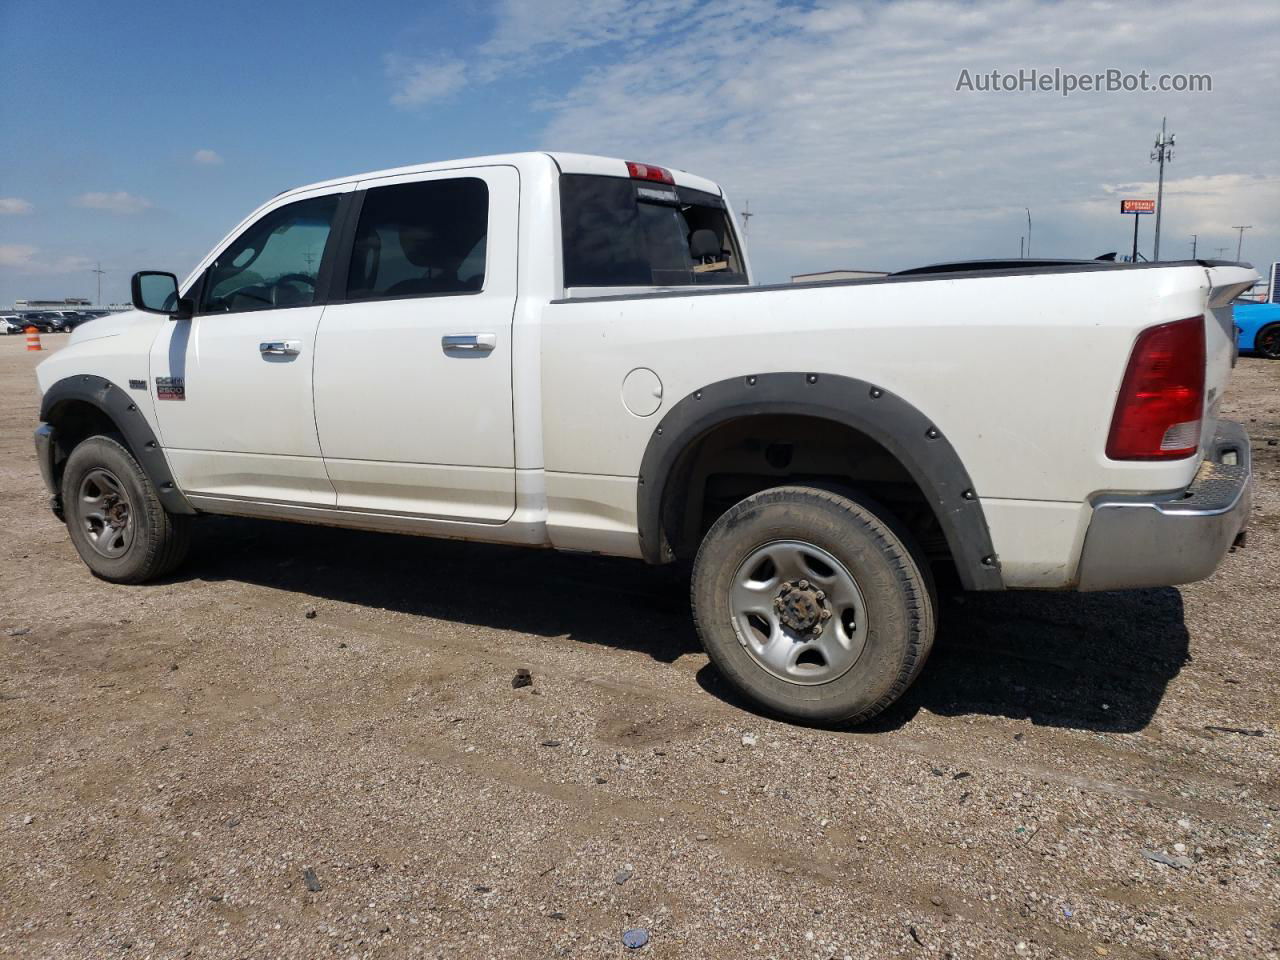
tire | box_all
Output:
[691,485,935,725]
[1256,324,1280,360]
[60,435,190,584]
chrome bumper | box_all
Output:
[1076,420,1253,591]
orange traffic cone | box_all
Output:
[24,326,42,352]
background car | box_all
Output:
[16,313,57,333]
[1,315,25,334]
[50,311,90,331]
[1236,301,1280,359]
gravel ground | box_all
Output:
[1,333,1277,960]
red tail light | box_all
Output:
[1106,316,1205,460]
[626,161,674,184]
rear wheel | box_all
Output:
[1256,324,1280,360]
[691,485,935,725]
[61,435,190,583]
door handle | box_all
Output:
[442,333,496,352]
[259,340,301,356]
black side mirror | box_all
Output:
[131,271,192,320]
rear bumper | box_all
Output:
[1076,420,1253,591]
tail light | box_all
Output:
[1106,316,1205,460]
[626,161,674,185]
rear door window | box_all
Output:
[345,178,489,301]
[560,174,747,288]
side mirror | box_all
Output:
[131,271,192,320]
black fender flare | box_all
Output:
[39,375,196,515]
[635,372,1003,590]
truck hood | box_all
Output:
[68,310,144,345]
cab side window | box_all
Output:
[200,194,339,314]
[346,178,488,301]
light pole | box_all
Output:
[1231,225,1252,262]
[1025,208,1032,258]
[1189,234,1197,259]
[91,263,107,305]
[1150,118,1174,261]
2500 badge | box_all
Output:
[155,377,185,401]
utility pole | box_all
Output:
[1150,117,1174,261]
[91,263,107,305]
[1025,208,1032,258]
[740,200,754,236]
[1019,236,1024,258]
[1214,246,1228,259]
[1189,234,1197,259]
[1231,225,1252,261]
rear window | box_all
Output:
[560,174,747,288]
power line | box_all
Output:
[91,263,107,306]
[1149,117,1174,261]
[1231,225,1252,262]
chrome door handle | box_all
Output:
[259,340,301,356]
[442,333,496,352]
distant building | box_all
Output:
[6,297,128,313]
[791,269,890,284]
[14,297,92,309]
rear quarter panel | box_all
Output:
[540,266,1221,503]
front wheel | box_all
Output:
[1256,324,1280,360]
[61,435,191,583]
[691,485,935,725]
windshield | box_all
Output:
[560,173,747,288]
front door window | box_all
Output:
[201,194,339,314]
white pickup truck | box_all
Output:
[34,152,1257,724]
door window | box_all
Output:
[201,194,339,314]
[346,178,489,301]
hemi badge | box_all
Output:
[128,379,147,391]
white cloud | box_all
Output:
[385,54,468,108]
[0,197,33,215]
[477,0,703,74]
[513,0,1279,277]
[73,191,152,214]
[0,244,93,275]
[192,148,224,165]
[1098,174,1280,251]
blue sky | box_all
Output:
[2,0,1277,304]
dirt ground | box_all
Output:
[0,332,1277,960]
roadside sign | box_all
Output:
[1121,199,1156,214]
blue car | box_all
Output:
[1236,301,1280,359]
